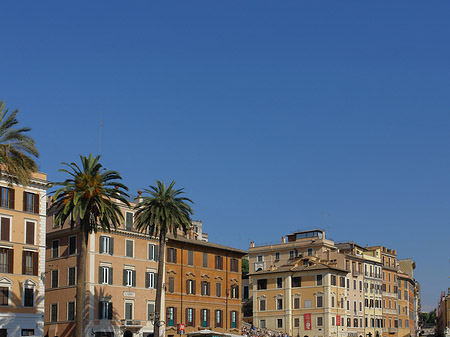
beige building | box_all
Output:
[397,259,417,337]
[436,289,450,337]
[0,171,48,337]
[45,200,159,337]
[363,247,383,337]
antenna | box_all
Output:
[99,118,103,155]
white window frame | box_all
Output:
[100,236,111,254]
[100,301,112,320]
[148,271,156,289]
[67,266,76,286]
[0,277,12,306]
[67,301,75,321]
[147,300,155,321]
[101,266,111,285]
[0,215,12,241]
[24,219,36,245]
[148,244,157,261]
[22,279,37,307]
[126,269,134,287]
[68,235,77,255]
[51,239,59,258]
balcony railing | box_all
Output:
[120,320,142,327]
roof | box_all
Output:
[167,234,247,255]
[249,257,348,276]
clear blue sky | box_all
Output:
[1,1,448,311]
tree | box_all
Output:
[0,100,39,185]
[48,154,129,337]
[134,180,194,337]
[242,256,249,279]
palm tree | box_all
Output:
[0,100,39,185]
[48,154,129,337]
[134,180,194,337]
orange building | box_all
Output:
[164,235,246,337]
[0,171,48,337]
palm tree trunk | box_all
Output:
[155,231,167,337]
[76,227,88,337]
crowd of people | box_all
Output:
[241,324,291,337]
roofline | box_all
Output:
[167,235,247,255]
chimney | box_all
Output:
[250,241,255,248]
[281,236,286,244]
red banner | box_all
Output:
[304,314,312,330]
[336,315,341,326]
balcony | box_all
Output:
[352,270,361,276]
[120,320,142,328]
[387,328,398,334]
[254,261,265,272]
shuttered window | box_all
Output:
[168,277,175,293]
[68,267,76,286]
[25,222,35,245]
[22,251,37,276]
[0,287,8,305]
[148,244,158,261]
[67,301,75,321]
[167,248,177,263]
[0,217,10,241]
[0,187,14,209]
[202,253,208,268]
[0,248,13,273]
[230,258,239,272]
[68,236,77,255]
[201,309,210,327]
[23,192,39,214]
[187,250,194,266]
[24,288,34,307]
[215,256,223,270]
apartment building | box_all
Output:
[436,289,450,337]
[164,235,246,336]
[372,247,398,337]
[397,259,417,337]
[44,200,159,337]
[363,247,383,337]
[335,243,366,337]
[0,171,48,337]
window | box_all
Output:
[304,300,312,308]
[331,275,336,286]
[99,266,113,285]
[292,276,301,287]
[275,252,280,260]
[259,298,266,311]
[277,319,283,328]
[50,303,58,322]
[317,317,323,326]
[201,309,209,327]
[100,236,113,255]
[188,250,194,266]
[215,255,223,270]
[230,258,239,272]
[187,308,195,327]
[202,253,208,267]
[23,287,34,307]
[201,281,210,296]
[0,187,14,209]
[67,301,75,321]
[125,240,134,258]
[231,285,239,299]
[260,320,266,329]
[51,270,59,288]
[354,318,358,327]
[294,318,300,327]
[332,317,335,326]
[0,217,10,241]
[257,255,263,262]
[243,286,249,299]
[359,280,363,291]
[125,302,133,320]
[148,302,155,321]
[99,301,112,319]
[51,240,59,258]
[347,300,350,310]
[21,329,35,336]
[277,277,283,288]
[146,272,157,289]
[125,212,133,230]
[0,287,8,305]
[0,248,13,273]
[231,310,238,329]
[25,221,35,245]
[167,307,176,326]
[215,310,222,328]
[215,282,221,297]
[68,267,76,286]
[257,279,267,290]
[168,277,174,293]
[187,279,196,295]
[316,274,322,285]
[68,236,76,255]
[277,298,283,310]
[294,297,300,309]
[331,296,335,307]
[307,248,313,256]
[23,251,37,275]
[148,244,158,261]
[23,192,39,213]
[167,248,177,263]
[317,296,323,307]
[340,277,345,287]
[289,250,294,259]
[123,269,136,287]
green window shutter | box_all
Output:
[123,269,127,286]
[155,246,159,261]
[132,270,136,287]
[108,303,113,319]
[99,237,104,253]
[99,267,103,283]
[110,237,114,255]
[109,268,113,285]
[146,272,150,288]
[149,245,154,260]
[99,302,103,319]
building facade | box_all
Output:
[0,171,48,337]
[164,236,246,336]
[44,200,159,337]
